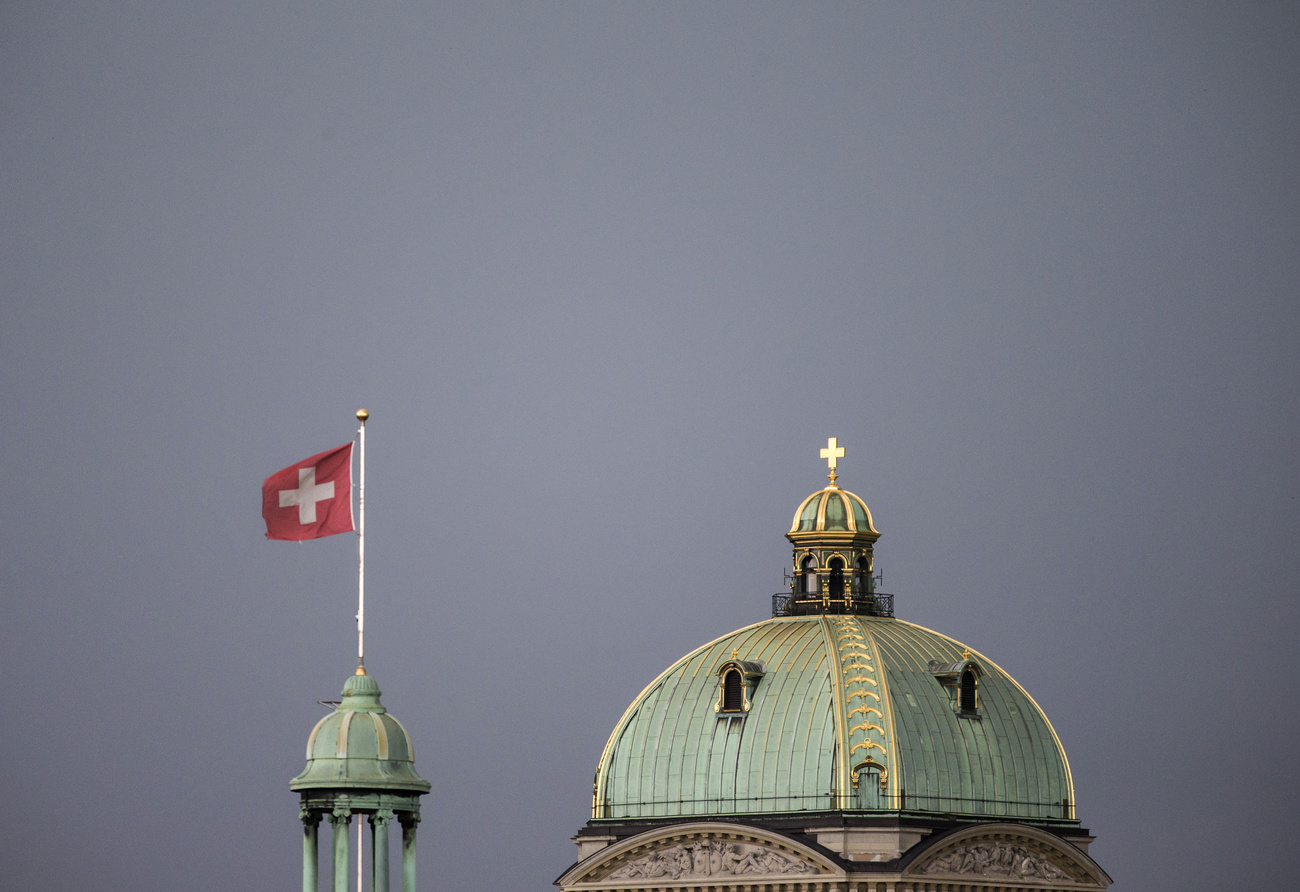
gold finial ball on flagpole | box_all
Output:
[356,409,369,423]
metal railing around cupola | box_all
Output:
[771,591,895,617]
[772,569,895,618]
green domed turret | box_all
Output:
[292,671,430,794]
[292,668,428,892]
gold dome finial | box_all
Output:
[820,437,845,487]
[356,408,369,423]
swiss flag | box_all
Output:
[262,443,355,541]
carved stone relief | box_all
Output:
[607,840,817,880]
[918,842,1070,881]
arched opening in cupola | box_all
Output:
[828,557,845,601]
[801,555,818,594]
[855,556,871,594]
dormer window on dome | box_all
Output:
[929,655,983,718]
[714,656,765,715]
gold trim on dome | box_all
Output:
[849,705,883,720]
[847,689,880,702]
[818,617,852,810]
[788,493,822,534]
[851,740,886,756]
[850,758,889,792]
[849,722,886,737]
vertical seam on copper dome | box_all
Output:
[390,716,416,760]
[369,713,389,760]
[305,716,326,760]
[336,711,354,759]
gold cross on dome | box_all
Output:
[820,437,845,485]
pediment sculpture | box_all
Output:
[918,841,1070,881]
[607,839,817,880]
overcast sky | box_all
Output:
[2,3,1297,890]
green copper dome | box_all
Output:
[290,671,431,794]
[592,615,1073,824]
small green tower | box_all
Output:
[291,668,430,892]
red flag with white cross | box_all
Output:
[262,443,355,540]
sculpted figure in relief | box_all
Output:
[919,842,1069,880]
[607,840,816,880]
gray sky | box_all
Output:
[2,3,1297,890]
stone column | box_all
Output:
[400,812,421,892]
[371,810,393,892]
[301,810,320,892]
[330,810,351,892]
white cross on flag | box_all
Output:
[261,443,355,541]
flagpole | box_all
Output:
[356,408,368,673]
[355,408,369,892]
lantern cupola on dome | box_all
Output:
[782,438,885,616]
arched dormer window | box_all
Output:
[715,658,765,716]
[960,669,977,713]
[928,656,982,718]
[722,670,743,711]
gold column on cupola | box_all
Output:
[783,438,884,616]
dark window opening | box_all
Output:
[828,558,845,600]
[960,669,977,712]
[723,670,744,712]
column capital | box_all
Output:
[399,810,421,829]
[300,807,322,827]
[371,808,395,826]
[329,807,352,825]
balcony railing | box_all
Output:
[772,591,894,618]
